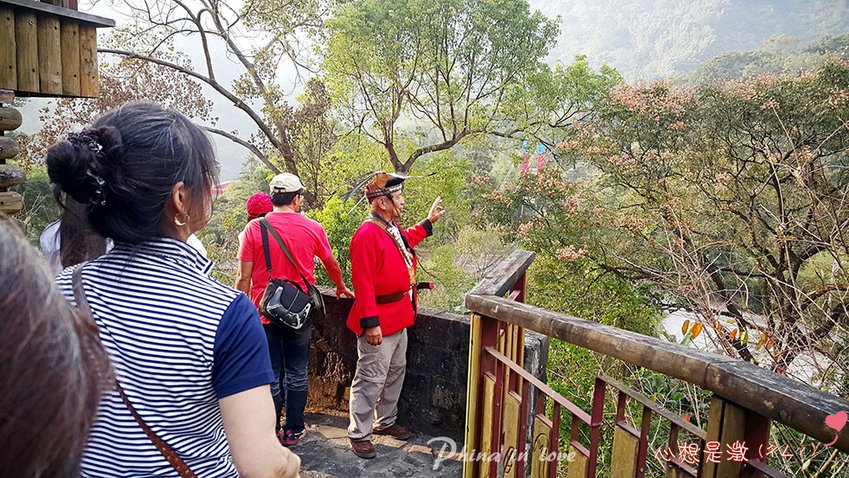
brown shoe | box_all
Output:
[374,424,412,441]
[350,438,376,459]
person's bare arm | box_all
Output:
[235,261,254,295]
[219,385,300,478]
[319,254,355,299]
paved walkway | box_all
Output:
[296,413,463,478]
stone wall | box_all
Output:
[307,289,549,442]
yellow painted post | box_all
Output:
[530,417,552,478]
[480,376,496,478]
[611,426,639,478]
[703,396,766,478]
[463,314,483,478]
[502,393,522,478]
[566,447,588,478]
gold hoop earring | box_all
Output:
[174,212,190,227]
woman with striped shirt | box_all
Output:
[46,102,300,477]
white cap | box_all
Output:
[269,173,304,193]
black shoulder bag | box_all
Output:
[257,217,323,329]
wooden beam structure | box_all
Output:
[0,0,113,97]
[0,90,23,215]
[0,1,113,220]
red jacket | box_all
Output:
[347,219,432,336]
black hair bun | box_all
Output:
[46,127,126,206]
[46,137,98,205]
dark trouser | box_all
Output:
[263,322,311,432]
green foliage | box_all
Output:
[418,243,473,313]
[689,33,849,83]
[401,150,472,243]
[470,165,663,445]
[565,60,849,380]
[324,0,559,172]
[543,0,849,81]
[306,196,368,287]
[200,159,274,284]
[529,256,660,336]
[11,164,61,247]
[319,135,391,199]
[470,59,849,477]
[505,55,622,141]
[418,226,512,312]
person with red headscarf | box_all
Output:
[246,193,273,221]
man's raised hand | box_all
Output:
[428,196,446,224]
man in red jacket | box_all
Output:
[346,172,445,459]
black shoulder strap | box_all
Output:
[260,220,274,281]
[260,217,310,290]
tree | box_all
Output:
[547,61,849,389]
[502,55,622,159]
[687,33,849,84]
[96,0,335,204]
[323,0,558,173]
[15,49,215,172]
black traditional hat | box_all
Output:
[364,172,408,200]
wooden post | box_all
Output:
[37,14,63,95]
[0,106,22,131]
[0,7,16,91]
[463,313,484,478]
[79,24,98,97]
[60,19,81,96]
[703,396,771,478]
[0,90,24,216]
[15,11,39,93]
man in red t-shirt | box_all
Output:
[236,173,354,447]
[346,172,445,459]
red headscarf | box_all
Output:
[246,193,273,221]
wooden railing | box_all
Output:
[463,251,849,478]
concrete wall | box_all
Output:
[307,290,549,442]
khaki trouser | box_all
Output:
[347,328,408,441]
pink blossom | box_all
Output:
[760,99,779,111]
[555,245,587,261]
[566,195,580,213]
[517,222,534,238]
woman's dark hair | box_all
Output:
[0,216,112,477]
[46,102,219,243]
[58,196,107,268]
[271,190,302,207]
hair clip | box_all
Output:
[68,132,107,206]
[85,169,107,206]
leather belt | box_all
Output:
[375,291,409,304]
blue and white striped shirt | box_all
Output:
[57,238,273,477]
